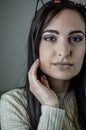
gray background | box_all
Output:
[0,0,85,95]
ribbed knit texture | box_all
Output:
[0,88,80,130]
[38,106,65,130]
[58,91,80,130]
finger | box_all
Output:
[28,59,43,91]
[40,75,50,88]
[28,59,39,78]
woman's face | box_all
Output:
[39,9,86,80]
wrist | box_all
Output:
[43,101,59,108]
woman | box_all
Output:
[0,0,86,130]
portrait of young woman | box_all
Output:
[0,0,86,130]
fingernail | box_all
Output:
[42,75,47,79]
[35,59,39,63]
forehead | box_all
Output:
[45,9,85,32]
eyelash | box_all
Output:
[42,35,57,42]
[42,35,83,44]
[68,35,83,44]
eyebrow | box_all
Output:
[43,29,59,35]
[43,29,85,36]
[69,30,85,35]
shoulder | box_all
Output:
[1,87,28,108]
[1,88,27,109]
[1,87,26,98]
[0,87,30,128]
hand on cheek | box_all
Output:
[28,59,59,107]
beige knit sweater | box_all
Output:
[0,88,80,130]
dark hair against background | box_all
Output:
[24,0,86,130]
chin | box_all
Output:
[47,73,78,81]
[54,72,80,80]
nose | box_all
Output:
[56,39,71,58]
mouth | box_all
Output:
[52,62,74,69]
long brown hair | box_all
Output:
[25,0,86,129]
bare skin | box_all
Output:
[28,9,85,108]
[28,59,59,107]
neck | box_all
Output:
[47,76,70,94]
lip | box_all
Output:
[52,62,74,69]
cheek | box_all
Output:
[39,50,51,68]
[39,44,53,61]
[39,45,52,71]
[74,46,85,68]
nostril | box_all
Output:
[58,50,71,57]
[58,53,62,56]
[56,40,72,57]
